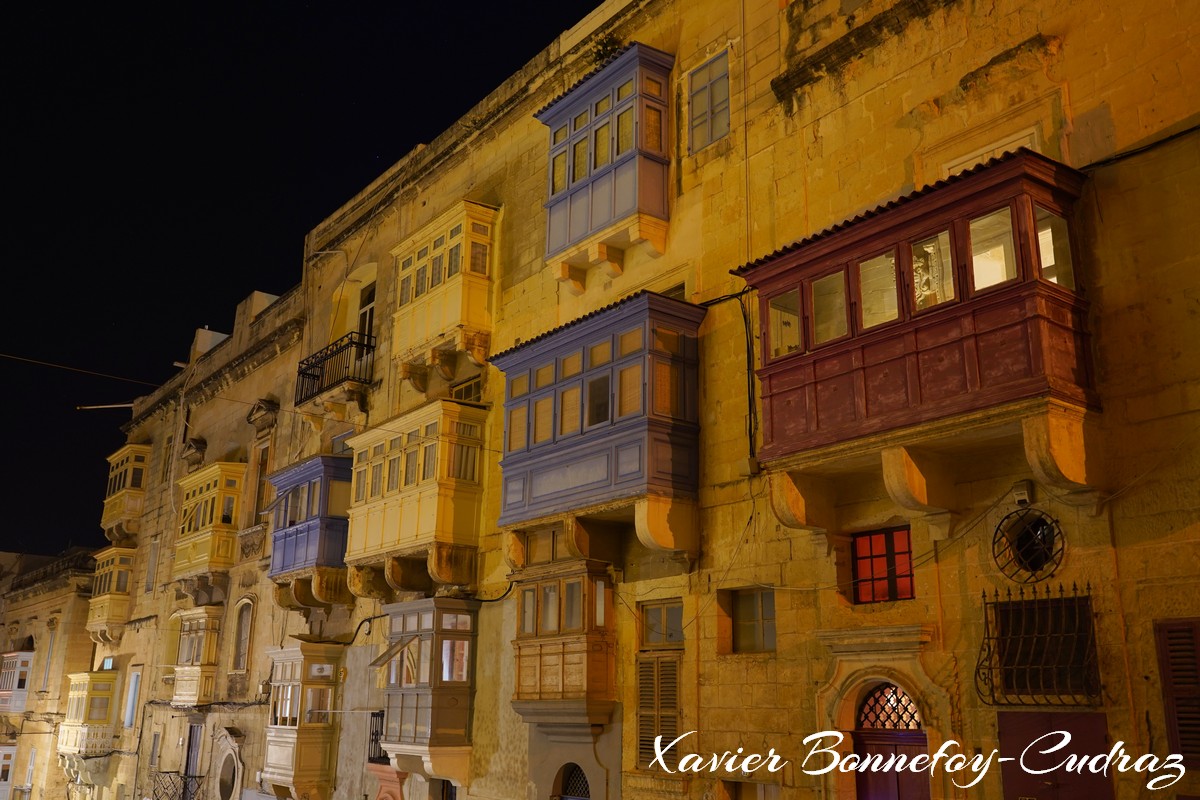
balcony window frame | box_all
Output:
[757,190,1082,363]
[850,526,915,604]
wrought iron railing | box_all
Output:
[295,331,376,404]
[975,582,1100,706]
[151,771,205,800]
[368,709,389,764]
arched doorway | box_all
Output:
[851,683,930,800]
[552,762,590,800]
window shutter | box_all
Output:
[1157,618,1200,766]
[559,386,580,436]
[637,654,681,767]
[618,363,642,416]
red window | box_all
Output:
[851,527,914,604]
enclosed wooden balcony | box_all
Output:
[263,642,342,800]
[100,444,150,545]
[492,291,706,556]
[0,651,33,714]
[344,400,486,597]
[536,44,674,294]
[86,546,135,643]
[391,200,496,371]
[736,150,1101,536]
[172,462,246,604]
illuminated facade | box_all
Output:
[2,0,1196,799]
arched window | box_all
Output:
[232,602,253,672]
[555,763,589,799]
[856,683,922,730]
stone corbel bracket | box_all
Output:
[768,470,840,551]
[1022,403,1106,514]
[401,361,428,393]
[634,495,698,565]
[881,446,958,540]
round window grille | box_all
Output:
[992,507,1064,583]
[857,683,922,730]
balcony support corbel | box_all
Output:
[587,243,624,278]
[431,348,458,381]
[310,566,354,606]
[768,470,836,541]
[557,263,586,296]
[401,362,428,394]
[881,446,958,540]
[634,496,698,562]
[347,564,394,601]
[458,329,491,366]
[384,556,433,594]
[1022,403,1105,513]
[427,543,476,589]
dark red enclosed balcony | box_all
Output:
[736,149,1095,461]
[295,331,376,405]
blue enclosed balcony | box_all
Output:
[491,291,705,553]
[268,455,353,606]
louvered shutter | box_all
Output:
[1157,618,1200,766]
[637,654,681,766]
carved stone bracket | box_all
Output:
[181,438,207,470]
[768,470,836,536]
[557,263,587,296]
[382,743,472,795]
[175,573,229,605]
[310,566,354,606]
[431,348,458,381]
[246,398,281,435]
[347,564,395,601]
[1022,403,1106,514]
[634,495,698,563]
[459,330,491,366]
[402,362,429,393]
[881,446,958,540]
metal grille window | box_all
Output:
[975,584,1101,705]
[857,683,922,730]
[560,763,590,798]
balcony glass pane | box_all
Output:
[441,639,470,682]
[564,580,583,631]
[507,407,527,452]
[971,207,1017,289]
[911,230,955,310]
[858,251,898,329]
[768,290,801,357]
[618,363,642,417]
[541,584,559,633]
[812,271,848,344]
[586,374,611,427]
[1036,206,1075,290]
[559,386,581,436]
[533,397,553,444]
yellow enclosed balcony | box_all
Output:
[57,670,117,756]
[0,651,33,714]
[391,201,496,374]
[100,444,150,545]
[173,462,246,603]
[86,546,135,644]
[166,606,223,707]
[344,400,486,598]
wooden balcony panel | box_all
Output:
[759,283,1093,459]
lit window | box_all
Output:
[851,527,914,604]
[970,207,1018,289]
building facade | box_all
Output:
[5,0,1198,799]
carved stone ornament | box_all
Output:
[246,398,281,435]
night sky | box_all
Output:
[2,2,603,556]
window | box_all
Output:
[179,467,242,535]
[122,669,141,728]
[728,589,776,653]
[976,584,1101,705]
[518,576,589,637]
[144,538,159,593]
[232,602,253,671]
[253,442,271,517]
[851,527,914,603]
[1155,618,1200,767]
[358,282,376,336]
[269,659,299,727]
[637,654,680,767]
[689,52,730,152]
[642,600,684,647]
[970,207,1017,290]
